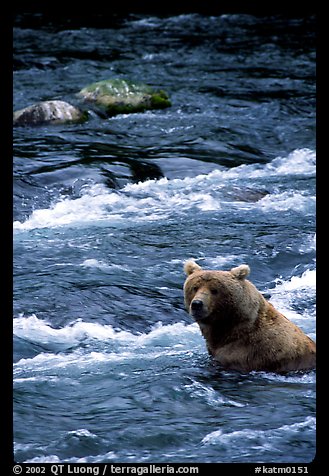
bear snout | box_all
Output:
[191,300,203,311]
[190,299,208,321]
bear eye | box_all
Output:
[192,285,199,293]
[210,288,218,295]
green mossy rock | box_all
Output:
[78,78,171,116]
[13,100,88,126]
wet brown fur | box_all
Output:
[183,260,316,373]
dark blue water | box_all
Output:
[13,13,316,464]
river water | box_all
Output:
[13,13,316,464]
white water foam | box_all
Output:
[201,415,316,447]
[81,259,131,272]
[13,181,221,231]
[257,191,315,213]
[269,268,316,309]
[267,268,316,338]
[184,380,245,408]
[13,148,315,231]
[13,316,203,378]
[25,451,118,464]
[14,315,200,348]
[273,269,316,292]
[299,233,316,254]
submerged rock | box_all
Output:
[229,186,269,202]
[13,100,88,126]
[77,78,171,116]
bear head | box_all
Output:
[183,260,262,328]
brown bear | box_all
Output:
[183,260,316,373]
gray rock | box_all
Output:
[13,100,88,126]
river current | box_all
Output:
[13,13,316,464]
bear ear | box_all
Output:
[184,260,202,275]
[230,264,250,279]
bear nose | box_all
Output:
[191,300,203,311]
